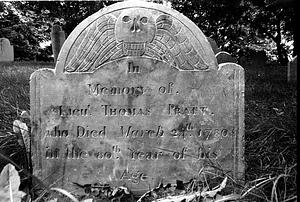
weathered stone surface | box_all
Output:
[206,37,220,54]
[216,51,237,64]
[51,25,66,63]
[0,38,14,62]
[30,1,244,196]
[287,56,297,82]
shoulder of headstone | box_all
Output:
[30,68,55,80]
[218,62,244,77]
[216,51,237,63]
[215,51,234,58]
[0,38,12,46]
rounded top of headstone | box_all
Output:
[55,1,217,74]
[216,51,237,64]
[0,38,11,46]
[51,25,62,33]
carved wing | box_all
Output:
[145,15,209,70]
[65,15,123,73]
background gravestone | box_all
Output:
[30,1,244,196]
[238,55,248,67]
[206,37,220,54]
[238,50,267,69]
[287,56,297,82]
[251,50,267,68]
[0,38,14,62]
[216,51,237,64]
[51,25,66,63]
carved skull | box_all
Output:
[116,8,156,56]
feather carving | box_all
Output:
[65,15,121,73]
[145,14,209,70]
[64,11,211,73]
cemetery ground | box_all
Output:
[0,62,297,201]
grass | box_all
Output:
[243,64,297,201]
[0,61,297,201]
[0,61,54,134]
[0,62,55,198]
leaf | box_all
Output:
[50,187,79,202]
[112,186,130,196]
[0,163,26,202]
[111,187,119,196]
[81,199,93,202]
[273,107,284,116]
[152,192,201,202]
[119,186,130,194]
[214,194,241,202]
[201,177,228,198]
[47,199,58,202]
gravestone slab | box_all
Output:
[252,50,267,68]
[51,25,66,63]
[216,51,237,64]
[287,56,297,82]
[0,38,14,62]
[238,50,267,69]
[206,37,220,54]
[238,55,248,67]
[30,1,244,196]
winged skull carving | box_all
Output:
[64,8,209,73]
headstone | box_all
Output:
[239,50,267,69]
[0,38,14,62]
[206,37,220,54]
[251,50,267,68]
[238,55,248,67]
[216,51,237,64]
[51,25,66,63]
[30,1,244,196]
[287,56,297,82]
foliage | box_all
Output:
[11,1,115,36]
[170,0,296,64]
[36,45,53,62]
[0,2,41,61]
[1,1,297,63]
[40,177,240,202]
[170,0,247,55]
[0,1,113,61]
[0,161,240,202]
[0,163,26,202]
[240,0,296,64]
